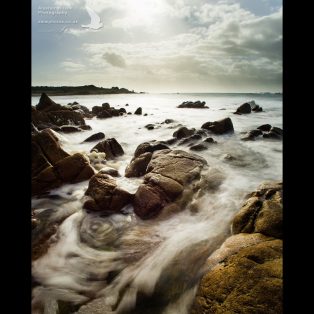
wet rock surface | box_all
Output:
[91,138,124,159]
[191,181,282,314]
[177,100,209,109]
[84,173,133,214]
[201,117,234,135]
[133,149,207,219]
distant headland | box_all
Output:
[31,85,145,96]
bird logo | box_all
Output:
[81,6,103,30]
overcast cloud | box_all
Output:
[32,0,282,92]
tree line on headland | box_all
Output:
[32,85,144,96]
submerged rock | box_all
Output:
[234,102,251,114]
[133,149,207,219]
[173,126,195,139]
[84,173,133,214]
[190,143,208,151]
[257,124,272,132]
[60,125,82,133]
[83,132,105,142]
[91,138,124,160]
[201,117,234,134]
[134,107,142,115]
[177,100,208,109]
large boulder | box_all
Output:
[234,102,252,114]
[201,117,234,134]
[191,238,282,314]
[133,149,207,219]
[36,93,63,112]
[232,181,282,238]
[84,173,133,214]
[32,129,95,196]
[91,138,124,160]
[32,153,95,196]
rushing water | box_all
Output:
[31,93,282,314]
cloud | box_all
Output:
[61,61,86,71]
[103,52,127,68]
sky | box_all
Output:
[32,0,282,93]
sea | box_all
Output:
[31,93,282,314]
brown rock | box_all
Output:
[60,125,82,133]
[84,173,133,213]
[54,153,95,183]
[134,142,169,158]
[36,93,62,112]
[191,238,282,314]
[232,181,282,238]
[32,129,69,166]
[83,132,105,142]
[91,138,124,159]
[133,150,207,219]
[125,152,153,177]
[173,126,195,139]
[201,117,234,134]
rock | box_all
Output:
[92,106,103,115]
[102,103,110,110]
[125,152,153,178]
[257,124,272,132]
[32,129,95,196]
[134,142,170,158]
[32,129,69,172]
[177,101,208,109]
[232,182,282,238]
[79,125,92,130]
[84,173,133,213]
[91,138,124,160]
[263,127,282,140]
[223,153,236,161]
[32,153,95,196]
[252,106,263,112]
[36,93,63,112]
[127,112,132,115]
[201,117,234,134]
[173,126,195,139]
[165,138,178,145]
[125,104,129,106]
[109,108,120,117]
[234,102,251,114]
[195,129,208,137]
[241,129,263,141]
[203,137,217,144]
[145,124,155,130]
[164,119,174,124]
[83,132,105,142]
[53,153,95,183]
[190,143,208,151]
[60,125,82,133]
[98,167,120,177]
[144,113,148,116]
[178,134,202,145]
[119,108,126,114]
[32,108,86,128]
[134,107,142,115]
[133,150,207,219]
[96,110,112,119]
[191,238,282,314]
[270,127,283,136]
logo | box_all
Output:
[81,6,103,30]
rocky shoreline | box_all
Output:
[32,94,282,314]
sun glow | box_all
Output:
[115,0,166,28]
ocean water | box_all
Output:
[31,93,282,313]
